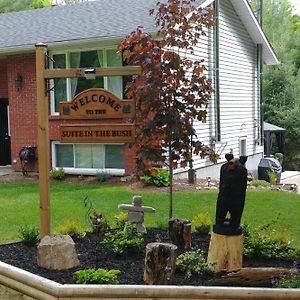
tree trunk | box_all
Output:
[207,232,243,272]
[211,267,300,287]
[168,142,173,219]
[143,242,177,285]
[168,218,192,251]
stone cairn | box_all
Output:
[118,195,155,233]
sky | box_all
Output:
[290,0,300,14]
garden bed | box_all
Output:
[0,228,294,287]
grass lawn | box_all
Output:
[0,182,299,247]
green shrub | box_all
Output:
[95,171,111,182]
[18,225,39,246]
[56,218,85,240]
[275,276,300,288]
[89,211,110,235]
[250,179,270,187]
[242,224,298,260]
[114,212,128,229]
[73,268,120,284]
[102,223,144,255]
[176,249,214,279]
[140,168,170,187]
[50,168,65,180]
[192,213,212,234]
[83,196,110,235]
[268,169,277,185]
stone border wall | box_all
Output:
[1,261,300,300]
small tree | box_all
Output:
[119,0,218,219]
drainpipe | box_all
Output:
[213,0,221,142]
[258,0,264,145]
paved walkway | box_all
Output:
[281,171,300,194]
[0,166,14,176]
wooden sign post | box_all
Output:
[35,43,51,238]
[35,44,140,238]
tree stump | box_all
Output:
[143,242,177,285]
[168,218,191,250]
[207,232,243,272]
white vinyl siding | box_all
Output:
[173,22,215,172]
[216,0,261,158]
[175,0,262,175]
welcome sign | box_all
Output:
[60,124,135,143]
[59,88,135,119]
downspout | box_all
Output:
[213,0,221,142]
[258,0,264,145]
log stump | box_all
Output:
[168,218,191,250]
[143,242,177,285]
[207,232,243,272]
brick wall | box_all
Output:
[7,53,38,171]
[6,53,136,174]
[0,59,8,98]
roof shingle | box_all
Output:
[0,0,207,50]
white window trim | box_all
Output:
[49,46,120,116]
[239,137,247,156]
[51,141,125,176]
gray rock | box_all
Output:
[37,235,80,270]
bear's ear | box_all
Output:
[225,153,234,162]
[239,156,248,165]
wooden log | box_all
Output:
[211,267,300,287]
[207,232,243,272]
[143,242,177,285]
[168,218,192,251]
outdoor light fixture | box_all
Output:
[206,176,211,187]
[15,74,23,90]
[84,68,96,80]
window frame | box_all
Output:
[49,46,122,116]
[51,141,125,176]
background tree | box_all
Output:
[0,0,89,12]
[252,0,300,170]
[52,0,88,4]
[0,0,51,12]
[119,0,217,219]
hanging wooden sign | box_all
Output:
[59,88,135,119]
[60,124,135,143]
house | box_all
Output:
[0,0,278,179]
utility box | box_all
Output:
[258,157,282,184]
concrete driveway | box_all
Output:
[281,171,300,194]
[0,166,13,176]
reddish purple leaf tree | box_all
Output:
[119,0,218,218]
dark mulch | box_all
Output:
[0,228,293,286]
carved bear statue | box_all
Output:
[214,154,248,235]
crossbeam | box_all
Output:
[44,66,141,79]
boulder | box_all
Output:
[37,235,80,270]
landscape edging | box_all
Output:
[1,261,300,299]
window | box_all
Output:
[50,48,123,114]
[53,143,124,172]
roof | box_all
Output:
[264,122,286,132]
[0,0,158,52]
[0,0,278,65]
